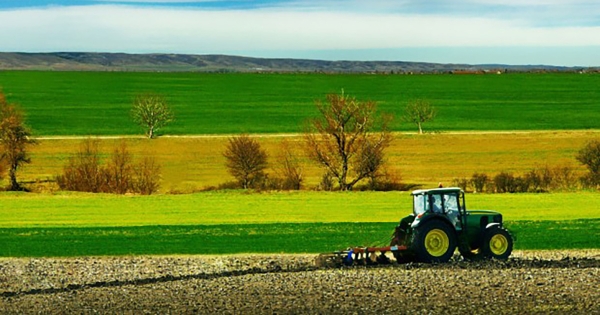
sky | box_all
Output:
[1,0,599,66]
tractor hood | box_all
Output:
[468,210,503,216]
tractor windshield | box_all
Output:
[413,194,427,215]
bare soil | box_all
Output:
[1,250,599,314]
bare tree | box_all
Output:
[358,137,388,189]
[403,99,436,134]
[305,90,392,191]
[133,156,161,195]
[105,141,133,194]
[277,140,304,190]
[223,134,268,189]
[0,92,37,191]
[131,93,174,139]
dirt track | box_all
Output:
[1,250,599,314]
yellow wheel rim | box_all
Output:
[424,229,450,257]
[489,234,509,256]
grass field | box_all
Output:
[17,131,599,190]
[1,71,599,257]
[0,191,599,256]
[1,220,598,257]
[2,130,599,256]
[2,191,600,228]
[0,71,599,135]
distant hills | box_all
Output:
[0,52,595,73]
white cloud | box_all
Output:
[0,4,598,65]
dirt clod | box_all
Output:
[1,250,598,314]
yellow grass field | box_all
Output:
[17,130,600,193]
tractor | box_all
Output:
[316,187,514,266]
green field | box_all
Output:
[0,191,599,256]
[1,220,598,257]
[1,71,599,257]
[0,71,599,135]
[2,191,600,228]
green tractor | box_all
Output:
[316,187,514,266]
[391,187,514,263]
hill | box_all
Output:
[0,52,590,73]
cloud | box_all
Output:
[0,4,598,66]
[3,5,599,46]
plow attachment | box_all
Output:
[316,245,408,267]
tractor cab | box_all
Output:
[411,187,465,231]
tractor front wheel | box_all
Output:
[481,227,513,260]
[411,221,457,263]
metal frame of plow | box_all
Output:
[316,245,408,267]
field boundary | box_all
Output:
[32,129,600,140]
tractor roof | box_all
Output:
[411,187,463,195]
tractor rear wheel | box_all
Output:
[481,227,513,260]
[411,221,457,263]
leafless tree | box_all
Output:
[276,140,304,190]
[358,137,388,189]
[131,93,174,139]
[305,90,392,191]
[105,141,133,194]
[403,99,436,134]
[223,134,268,189]
[133,156,161,195]
[0,92,37,191]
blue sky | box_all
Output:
[1,0,599,66]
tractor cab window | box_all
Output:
[443,193,459,212]
[413,194,426,216]
[414,193,443,215]
[443,193,461,229]
[430,194,443,213]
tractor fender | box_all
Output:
[412,215,457,237]
[485,222,502,230]
[485,223,517,242]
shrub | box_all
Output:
[524,166,554,192]
[451,177,469,191]
[57,140,161,194]
[513,175,530,193]
[524,168,542,192]
[356,169,404,191]
[276,141,303,190]
[318,172,335,191]
[470,173,488,193]
[105,142,133,194]
[56,139,104,193]
[576,140,600,188]
[550,165,578,191]
[493,172,517,193]
[132,156,161,195]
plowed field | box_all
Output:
[1,250,598,314]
